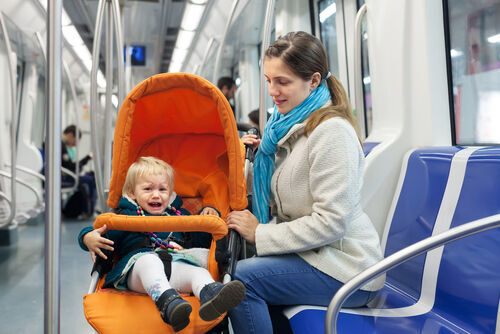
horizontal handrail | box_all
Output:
[326,214,500,334]
[0,171,44,208]
[7,164,45,182]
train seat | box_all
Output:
[362,142,380,156]
[284,146,500,334]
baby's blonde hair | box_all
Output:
[122,156,175,197]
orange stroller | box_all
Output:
[83,73,248,333]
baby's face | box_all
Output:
[131,173,172,215]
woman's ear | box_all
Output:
[310,72,322,91]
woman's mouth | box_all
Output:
[274,99,286,106]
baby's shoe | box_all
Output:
[156,289,192,332]
[198,280,246,321]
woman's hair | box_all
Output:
[265,31,361,143]
[122,156,175,197]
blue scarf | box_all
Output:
[252,82,331,223]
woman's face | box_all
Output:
[264,57,318,115]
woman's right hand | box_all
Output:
[241,134,261,150]
[82,224,114,262]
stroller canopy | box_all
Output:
[108,73,247,213]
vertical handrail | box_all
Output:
[258,0,275,135]
[354,4,367,140]
[103,1,113,196]
[212,0,240,84]
[90,0,107,212]
[111,0,124,106]
[45,0,63,331]
[0,12,18,228]
[199,37,215,76]
[62,60,80,192]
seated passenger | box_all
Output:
[78,156,245,332]
[226,32,384,333]
[60,124,96,218]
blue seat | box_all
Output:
[363,142,380,157]
[285,147,500,334]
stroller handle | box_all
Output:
[93,213,228,240]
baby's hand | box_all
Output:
[241,134,261,149]
[200,207,219,216]
[83,224,114,262]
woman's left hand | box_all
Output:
[226,209,259,244]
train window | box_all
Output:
[444,0,500,145]
[318,0,340,78]
[357,0,372,136]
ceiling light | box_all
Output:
[319,3,336,23]
[176,30,196,49]
[181,3,205,31]
[169,61,183,73]
[450,49,463,58]
[487,33,500,44]
[171,48,189,63]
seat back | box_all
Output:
[381,147,460,305]
[432,147,500,333]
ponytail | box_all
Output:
[305,76,362,146]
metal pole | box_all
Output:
[212,0,240,84]
[45,0,63,331]
[354,4,367,140]
[258,0,275,135]
[111,0,124,106]
[0,12,17,228]
[103,1,113,197]
[90,0,107,211]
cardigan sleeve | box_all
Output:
[255,119,362,255]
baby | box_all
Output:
[78,156,245,332]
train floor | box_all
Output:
[0,218,94,333]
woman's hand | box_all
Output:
[200,207,218,216]
[226,209,259,244]
[83,224,114,262]
[241,134,261,150]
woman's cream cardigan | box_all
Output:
[254,117,385,291]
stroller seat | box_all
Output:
[83,73,247,334]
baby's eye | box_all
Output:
[144,187,151,191]
[160,188,167,191]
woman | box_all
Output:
[226,31,385,333]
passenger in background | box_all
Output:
[217,76,236,113]
[226,31,384,333]
[60,124,97,219]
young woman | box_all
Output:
[227,31,385,333]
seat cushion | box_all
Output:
[84,289,225,334]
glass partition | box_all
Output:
[444,0,500,145]
[318,0,340,78]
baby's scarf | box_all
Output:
[253,83,331,223]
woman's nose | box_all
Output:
[268,82,278,97]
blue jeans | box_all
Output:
[229,254,377,334]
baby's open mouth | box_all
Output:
[149,202,162,207]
